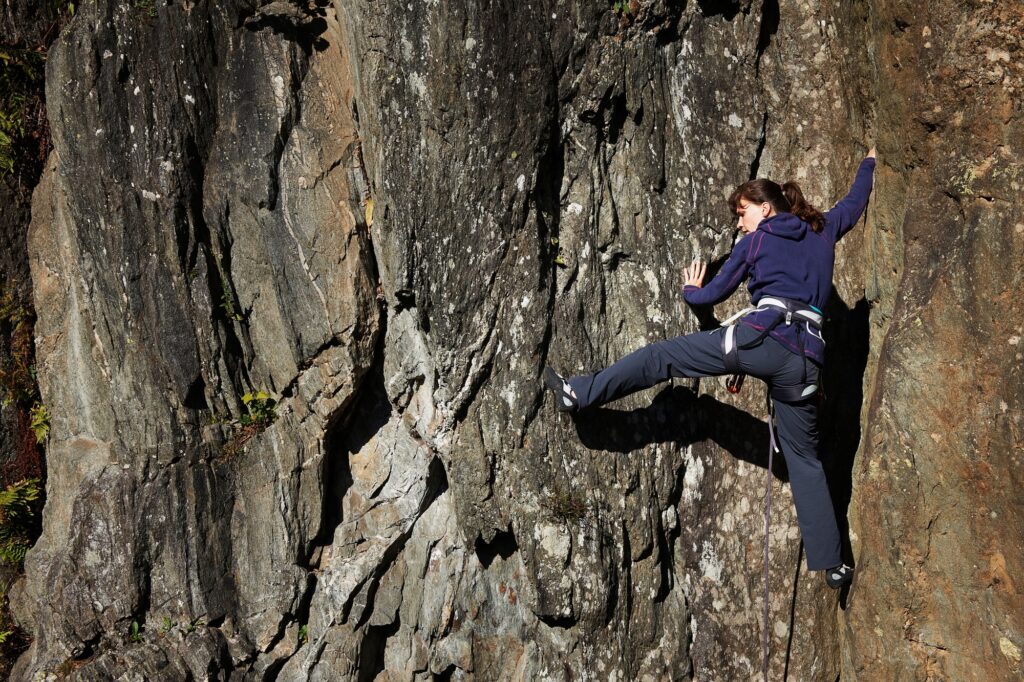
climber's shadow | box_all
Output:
[243,0,332,53]
[573,384,789,481]
[821,288,871,571]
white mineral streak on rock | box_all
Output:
[683,447,704,503]
[271,74,287,116]
[279,162,331,325]
[409,71,427,98]
[642,269,660,298]
[538,524,570,562]
[699,542,723,582]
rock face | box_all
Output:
[842,2,1024,680]
[8,0,1022,680]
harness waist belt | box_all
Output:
[720,296,822,402]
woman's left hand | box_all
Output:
[684,259,706,287]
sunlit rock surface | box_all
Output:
[7,0,1022,679]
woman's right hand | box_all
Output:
[867,146,876,159]
[684,259,706,288]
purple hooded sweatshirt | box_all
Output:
[682,157,876,365]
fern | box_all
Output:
[0,48,45,178]
[29,403,49,443]
[0,478,41,565]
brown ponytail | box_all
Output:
[728,179,826,233]
[781,181,825,233]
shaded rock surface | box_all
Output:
[7,0,1022,680]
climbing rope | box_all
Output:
[762,395,779,682]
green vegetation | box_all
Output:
[550,237,568,268]
[133,0,157,20]
[219,279,245,322]
[221,390,278,458]
[298,623,308,646]
[0,47,45,178]
[0,598,28,678]
[611,0,636,15]
[152,615,204,636]
[0,286,36,406]
[28,403,49,443]
[241,391,276,427]
[129,620,142,643]
[0,478,42,565]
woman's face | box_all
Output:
[736,198,773,235]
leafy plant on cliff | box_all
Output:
[241,391,276,427]
[551,237,568,268]
[0,478,42,565]
[219,279,244,322]
[0,282,44,526]
[28,403,49,443]
[610,0,640,16]
[0,47,46,179]
[0,287,36,406]
[0,612,27,679]
[221,390,278,458]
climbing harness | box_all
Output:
[719,296,823,402]
[717,297,822,680]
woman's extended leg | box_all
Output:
[567,330,728,410]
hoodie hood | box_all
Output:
[757,212,807,240]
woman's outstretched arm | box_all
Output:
[825,147,876,242]
[682,234,755,306]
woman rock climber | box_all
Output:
[543,149,876,588]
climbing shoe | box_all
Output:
[825,564,854,589]
[543,367,579,413]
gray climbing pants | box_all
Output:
[567,324,841,571]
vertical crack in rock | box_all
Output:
[307,352,388,568]
[445,305,500,426]
[782,542,803,680]
[749,111,769,180]
[755,0,780,75]
[655,464,687,603]
[520,93,565,447]
[182,138,255,417]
